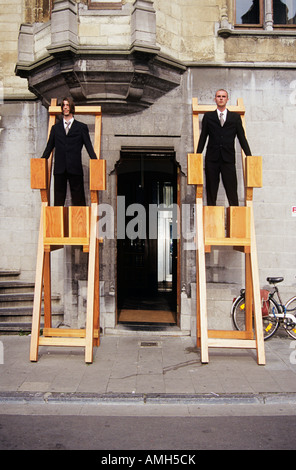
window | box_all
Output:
[88,0,122,9]
[273,0,296,25]
[235,0,296,28]
[235,0,264,26]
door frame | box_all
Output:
[115,147,181,327]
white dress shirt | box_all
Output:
[64,117,74,132]
[217,109,227,123]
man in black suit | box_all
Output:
[42,97,97,206]
[196,89,252,206]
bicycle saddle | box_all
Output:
[266,277,284,284]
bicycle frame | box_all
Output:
[240,284,296,323]
[267,286,296,324]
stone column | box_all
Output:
[264,0,273,31]
[131,0,157,49]
[17,24,35,64]
[50,0,78,51]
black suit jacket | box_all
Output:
[42,119,97,175]
[196,110,251,163]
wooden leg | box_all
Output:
[196,197,209,363]
[245,253,253,335]
[196,256,201,348]
[249,204,265,365]
[85,202,97,363]
[93,237,100,347]
[43,252,52,329]
[30,207,46,362]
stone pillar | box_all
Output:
[218,2,232,38]
[17,24,35,64]
[50,0,78,51]
[264,0,273,31]
[131,0,157,49]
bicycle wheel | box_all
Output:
[284,296,296,340]
[231,295,246,331]
[231,295,280,340]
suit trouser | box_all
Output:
[54,172,86,206]
[205,157,238,206]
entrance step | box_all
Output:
[0,271,63,334]
[106,324,190,336]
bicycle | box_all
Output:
[231,277,296,340]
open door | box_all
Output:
[116,150,179,325]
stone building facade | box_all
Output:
[1,0,296,336]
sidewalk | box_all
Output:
[0,332,296,405]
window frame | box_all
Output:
[87,0,123,9]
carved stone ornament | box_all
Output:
[15,0,185,113]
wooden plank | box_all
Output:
[245,253,253,335]
[187,153,203,185]
[44,245,64,252]
[31,158,47,189]
[240,104,248,188]
[93,236,100,347]
[43,252,52,329]
[30,203,46,362]
[192,98,201,153]
[205,237,251,247]
[208,338,256,349]
[44,237,89,247]
[91,105,102,347]
[94,114,102,157]
[39,337,86,347]
[68,206,90,239]
[43,328,99,338]
[246,156,262,188]
[204,206,225,239]
[176,167,181,327]
[90,159,106,191]
[44,206,68,239]
[85,202,97,363]
[43,98,57,203]
[48,105,101,116]
[196,196,209,363]
[192,103,246,115]
[248,201,266,365]
[227,206,251,239]
[208,330,254,340]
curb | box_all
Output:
[1,391,296,406]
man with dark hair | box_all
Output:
[196,89,252,206]
[42,97,97,206]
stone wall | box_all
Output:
[0,101,60,280]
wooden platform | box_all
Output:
[188,97,265,365]
[30,99,105,363]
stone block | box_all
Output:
[50,0,78,48]
[131,0,156,46]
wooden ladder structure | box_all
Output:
[30,99,106,363]
[187,97,265,365]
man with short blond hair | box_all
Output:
[196,89,252,206]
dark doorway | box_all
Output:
[116,150,179,325]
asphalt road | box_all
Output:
[1,402,296,452]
